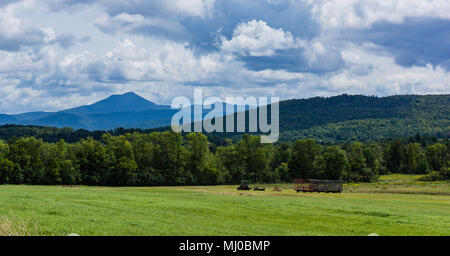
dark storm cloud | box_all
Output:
[0,0,20,7]
[0,31,85,51]
[237,48,344,73]
[345,18,450,70]
[181,0,319,50]
[86,0,319,49]
[0,30,46,51]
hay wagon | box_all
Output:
[293,179,343,193]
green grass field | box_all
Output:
[0,175,449,236]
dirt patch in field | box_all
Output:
[169,187,342,198]
[87,187,124,192]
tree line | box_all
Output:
[0,132,448,186]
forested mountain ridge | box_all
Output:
[277,94,447,130]
[206,94,449,142]
[275,94,450,142]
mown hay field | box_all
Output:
[0,175,449,236]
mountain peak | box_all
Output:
[103,92,152,104]
[109,91,139,98]
[61,92,170,115]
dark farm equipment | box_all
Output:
[293,179,343,193]
[237,180,251,190]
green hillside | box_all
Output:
[209,94,449,142]
[277,94,449,142]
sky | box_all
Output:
[0,0,449,113]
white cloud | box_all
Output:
[94,12,184,35]
[169,0,215,19]
[220,20,305,56]
[334,44,450,95]
[307,0,450,29]
[0,7,50,50]
[57,37,240,88]
[305,41,326,62]
[50,0,216,19]
[0,8,24,37]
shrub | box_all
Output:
[419,171,443,181]
[440,167,450,180]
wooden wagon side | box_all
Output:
[293,179,343,193]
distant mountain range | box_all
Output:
[0,92,248,131]
[0,92,174,130]
[0,93,448,142]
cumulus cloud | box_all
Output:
[219,20,344,72]
[330,44,450,95]
[0,6,86,51]
[59,38,229,84]
[97,0,215,19]
[74,0,215,41]
[341,18,450,71]
[220,20,305,56]
[304,1,450,71]
[94,12,185,37]
[52,0,215,29]
[307,0,450,29]
[0,0,23,8]
[0,8,46,50]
